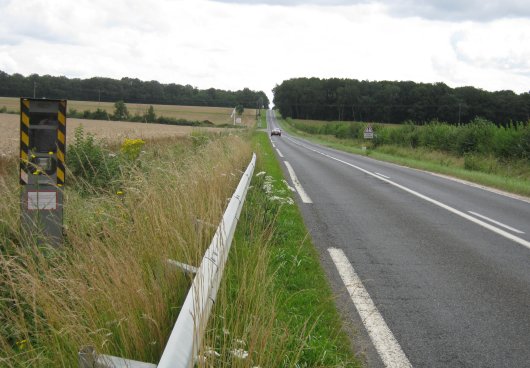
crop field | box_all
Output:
[0,97,257,126]
[0,113,227,158]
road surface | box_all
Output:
[266,111,530,368]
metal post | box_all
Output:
[79,346,157,368]
[20,98,67,247]
[79,346,97,368]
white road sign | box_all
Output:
[364,125,374,139]
[28,191,57,210]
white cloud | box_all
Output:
[0,0,529,104]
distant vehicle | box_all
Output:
[271,128,282,136]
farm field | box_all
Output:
[0,97,257,126]
[0,113,229,157]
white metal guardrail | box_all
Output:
[79,153,256,368]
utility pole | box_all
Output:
[458,103,462,125]
[98,88,101,105]
[33,82,36,98]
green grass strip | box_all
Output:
[277,115,530,198]
[252,132,359,366]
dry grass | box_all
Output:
[0,97,257,126]
[0,133,253,367]
[0,113,230,158]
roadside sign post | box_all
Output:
[20,98,67,247]
[364,124,374,139]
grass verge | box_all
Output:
[277,114,530,198]
[200,131,360,367]
[1,125,358,367]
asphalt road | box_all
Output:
[266,111,530,368]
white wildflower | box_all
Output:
[204,347,220,357]
[231,348,249,359]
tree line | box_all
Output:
[273,77,530,126]
[0,70,269,109]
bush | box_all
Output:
[456,118,496,155]
[288,116,530,163]
[91,108,109,120]
[144,105,156,123]
[66,127,122,194]
[112,100,129,121]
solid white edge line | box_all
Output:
[276,148,284,158]
[328,248,413,368]
[468,211,525,234]
[284,161,313,203]
[286,136,530,250]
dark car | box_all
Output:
[271,128,281,136]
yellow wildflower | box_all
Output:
[16,339,27,350]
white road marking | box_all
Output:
[328,248,413,368]
[375,172,390,179]
[286,136,530,250]
[284,161,313,203]
[276,149,284,158]
[272,143,276,148]
[468,211,525,234]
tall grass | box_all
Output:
[0,132,251,367]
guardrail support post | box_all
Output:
[79,346,97,368]
[167,259,198,274]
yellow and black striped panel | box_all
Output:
[57,100,67,186]
[20,98,30,184]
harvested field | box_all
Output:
[0,97,257,125]
[0,113,230,157]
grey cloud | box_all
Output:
[212,0,367,4]
[211,0,530,21]
[390,0,530,21]
[450,31,530,77]
[0,32,23,46]
[0,3,78,45]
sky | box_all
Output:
[1,0,529,104]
